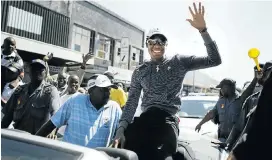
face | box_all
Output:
[147,35,167,60]
[67,75,79,94]
[221,84,232,97]
[2,38,16,55]
[88,86,110,107]
[57,73,67,88]
[30,64,46,83]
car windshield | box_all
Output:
[1,137,82,160]
[179,100,217,118]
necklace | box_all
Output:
[156,65,159,72]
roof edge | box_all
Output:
[85,1,145,33]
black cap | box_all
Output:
[30,59,46,68]
[216,78,236,88]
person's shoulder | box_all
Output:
[134,61,150,71]
[66,94,88,106]
[171,54,192,60]
[14,83,28,94]
[72,93,87,101]
[244,91,260,102]
[106,100,121,110]
[14,51,22,59]
[251,91,261,98]
[43,82,58,93]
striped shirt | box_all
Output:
[120,33,222,125]
[51,94,122,148]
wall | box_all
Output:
[30,0,71,17]
[72,1,144,48]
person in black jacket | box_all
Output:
[227,61,272,160]
[225,64,269,150]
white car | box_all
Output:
[178,96,219,139]
[1,129,138,160]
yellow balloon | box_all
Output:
[248,48,260,58]
[248,48,261,71]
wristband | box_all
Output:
[199,28,207,33]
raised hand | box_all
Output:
[186,2,206,31]
[82,51,95,65]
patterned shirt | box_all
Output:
[121,33,222,125]
[51,94,122,148]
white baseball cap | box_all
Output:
[87,74,117,89]
[146,28,167,41]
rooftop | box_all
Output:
[86,1,145,33]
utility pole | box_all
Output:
[192,71,195,92]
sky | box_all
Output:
[96,0,272,87]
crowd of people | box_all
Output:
[1,2,272,160]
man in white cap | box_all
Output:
[36,74,122,148]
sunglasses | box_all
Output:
[147,39,167,46]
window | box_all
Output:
[179,100,217,118]
[130,47,141,70]
[95,34,112,60]
[71,25,94,53]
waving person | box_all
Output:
[112,2,221,160]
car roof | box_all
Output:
[1,129,109,160]
[181,96,219,101]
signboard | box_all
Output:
[49,65,63,73]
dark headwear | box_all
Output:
[216,78,236,88]
[30,59,46,68]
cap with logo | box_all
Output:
[30,59,47,68]
[216,78,236,88]
[87,74,117,89]
[146,28,167,41]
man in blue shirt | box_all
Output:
[36,74,122,148]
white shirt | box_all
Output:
[1,81,24,103]
[1,51,23,68]
[57,92,81,135]
[134,90,143,117]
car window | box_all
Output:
[179,100,217,118]
[1,137,82,160]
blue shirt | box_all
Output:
[51,94,122,148]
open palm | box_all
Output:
[186,2,206,31]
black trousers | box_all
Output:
[124,108,179,160]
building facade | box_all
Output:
[1,0,144,84]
